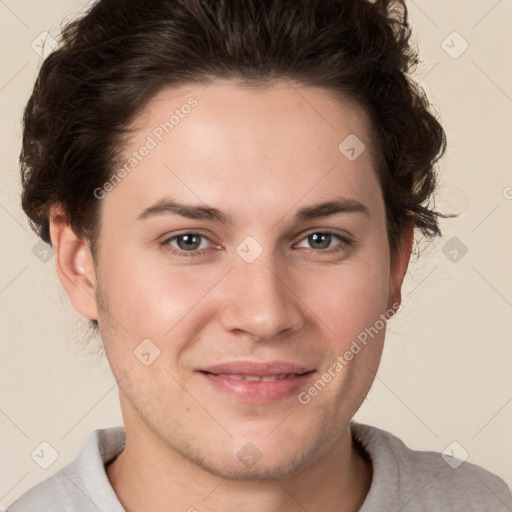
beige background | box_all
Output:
[1,0,511,508]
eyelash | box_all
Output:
[160,230,351,258]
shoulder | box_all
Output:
[351,421,512,511]
[6,427,126,512]
[5,470,87,512]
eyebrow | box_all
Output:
[137,196,370,224]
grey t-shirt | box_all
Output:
[6,421,512,511]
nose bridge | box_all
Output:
[219,249,305,340]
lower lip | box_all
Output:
[199,372,314,403]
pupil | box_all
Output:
[310,233,330,249]
[178,234,200,250]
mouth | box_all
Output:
[207,373,302,382]
[197,361,315,403]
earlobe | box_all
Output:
[48,204,99,321]
[389,216,415,309]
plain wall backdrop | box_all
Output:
[1,0,511,508]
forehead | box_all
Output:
[104,79,382,226]
[133,79,374,154]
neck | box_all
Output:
[106,420,372,512]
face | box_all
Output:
[88,79,408,480]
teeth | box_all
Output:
[217,373,294,382]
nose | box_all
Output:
[218,255,306,342]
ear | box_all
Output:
[49,204,99,321]
[388,215,415,309]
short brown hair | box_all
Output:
[20,0,450,259]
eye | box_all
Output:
[160,230,351,259]
[295,231,350,253]
[161,232,213,258]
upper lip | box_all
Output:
[199,361,314,376]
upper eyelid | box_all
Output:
[162,230,214,244]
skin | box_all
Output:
[49,79,414,512]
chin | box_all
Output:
[177,434,326,483]
[198,452,311,482]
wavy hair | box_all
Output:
[20,0,450,259]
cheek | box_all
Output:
[98,249,224,339]
[300,253,390,342]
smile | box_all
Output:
[197,362,315,403]
[211,373,300,382]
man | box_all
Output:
[8,0,512,510]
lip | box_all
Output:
[197,361,315,403]
[200,361,313,376]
